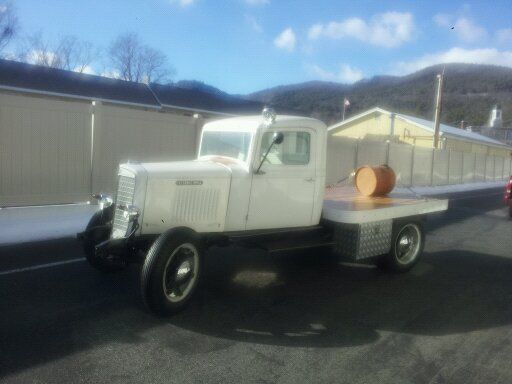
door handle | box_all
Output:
[305,177,315,182]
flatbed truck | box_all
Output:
[78,110,448,316]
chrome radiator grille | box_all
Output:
[111,175,135,239]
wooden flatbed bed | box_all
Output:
[322,186,449,224]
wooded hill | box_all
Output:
[246,63,512,127]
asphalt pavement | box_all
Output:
[1,188,511,384]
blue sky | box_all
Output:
[9,0,512,93]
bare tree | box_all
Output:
[0,2,18,54]
[107,32,173,83]
[18,33,97,73]
[55,36,96,73]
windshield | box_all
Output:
[199,131,252,162]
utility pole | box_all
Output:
[433,68,445,149]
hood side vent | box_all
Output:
[172,188,220,224]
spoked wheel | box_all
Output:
[162,243,200,303]
[394,224,421,266]
[377,221,424,272]
[141,229,203,316]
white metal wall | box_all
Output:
[92,104,198,193]
[326,138,511,188]
[325,137,357,185]
[0,93,199,206]
[0,93,92,206]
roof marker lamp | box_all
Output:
[262,107,276,127]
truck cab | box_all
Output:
[142,115,326,234]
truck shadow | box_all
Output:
[169,246,512,349]
[1,244,512,377]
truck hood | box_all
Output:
[127,159,232,180]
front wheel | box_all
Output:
[377,221,424,272]
[141,229,203,316]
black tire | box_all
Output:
[83,209,126,273]
[377,221,424,273]
[141,228,203,316]
[509,205,512,219]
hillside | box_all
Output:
[246,64,512,126]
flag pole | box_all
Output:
[342,97,346,121]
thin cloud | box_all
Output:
[497,29,512,45]
[274,28,296,52]
[433,14,487,43]
[310,63,364,83]
[453,17,487,43]
[433,13,451,27]
[169,0,194,7]
[245,15,263,33]
[308,12,415,48]
[394,47,512,74]
[244,0,269,5]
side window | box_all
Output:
[260,131,311,165]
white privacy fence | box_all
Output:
[0,93,199,207]
[326,137,512,187]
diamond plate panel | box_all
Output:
[333,220,392,260]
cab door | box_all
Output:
[246,128,316,230]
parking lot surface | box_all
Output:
[1,188,511,384]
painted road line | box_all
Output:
[0,258,85,276]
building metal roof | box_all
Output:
[328,107,511,149]
[0,59,263,115]
[150,83,263,115]
[0,59,160,108]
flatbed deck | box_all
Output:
[322,186,448,224]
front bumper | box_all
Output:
[95,219,140,256]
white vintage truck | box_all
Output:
[78,109,448,316]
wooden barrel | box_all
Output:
[354,165,396,196]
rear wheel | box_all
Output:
[83,210,127,272]
[141,229,203,316]
[377,221,424,272]
[509,205,512,219]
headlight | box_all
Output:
[92,193,113,210]
[120,204,140,222]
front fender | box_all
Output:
[77,203,115,240]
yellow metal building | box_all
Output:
[328,107,512,158]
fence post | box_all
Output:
[354,139,359,170]
[460,152,464,184]
[493,156,496,181]
[484,155,487,182]
[473,152,477,183]
[89,100,96,197]
[447,149,451,185]
[430,148,435,186]
[410,145,415,187]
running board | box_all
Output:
[265,239,335,253]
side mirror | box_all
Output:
[255,132,284,174]
[273,132,284,145]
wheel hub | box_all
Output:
[175,260,192,282]
[162,243,199,303]
[395,225,420,265]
